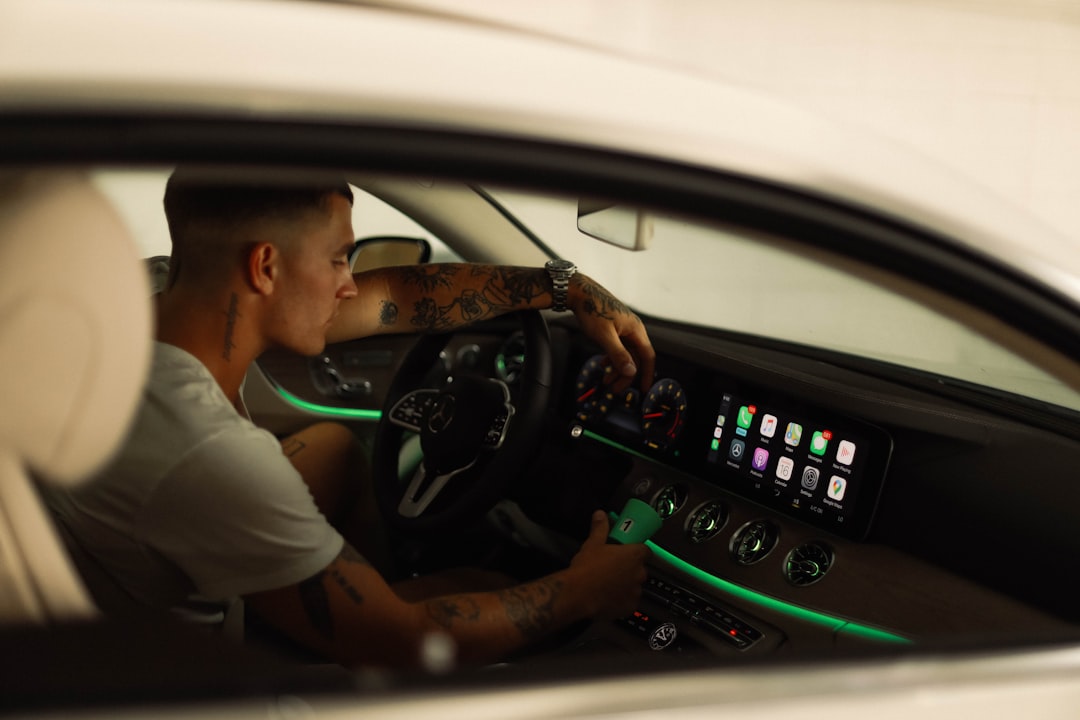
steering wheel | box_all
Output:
[373,311,552,533]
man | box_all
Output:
[46,170,655,669]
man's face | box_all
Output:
[269,193,358,356]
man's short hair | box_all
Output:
[162,168,354,287]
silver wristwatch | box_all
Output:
[544,259,577,312]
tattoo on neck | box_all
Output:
[496,578,563,641]
[379,300,399,326]
[222,292,240,361]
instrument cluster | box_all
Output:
[573,354,688,453]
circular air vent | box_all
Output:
[685,501,728,543]
[730,520,779,566]
[784,542,834,587]
[651,485,688,520]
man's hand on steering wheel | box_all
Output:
[567,273,656,393]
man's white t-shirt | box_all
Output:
[45,342,344,621]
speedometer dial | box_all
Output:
[573,354,613,424]
[641,378,687,451]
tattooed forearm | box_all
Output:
[425,596,481,630]
[298,547,369,640]
[340,544,369,565]
[379,300,399,326]
[470,266,547,307]
[329,566,363,605]
[410,292,493,331]
[576,277,630,320]
[401,265,456,293]
[299,570,334,641]
[406,265,549,331]
[222,292,240,360]
[496,578,563,641]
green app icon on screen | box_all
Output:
[810,430,829,456]
[737,405,754,429]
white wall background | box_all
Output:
[402,0,1080,241]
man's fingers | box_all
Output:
[587,509,611,544]
[634,336,656,393]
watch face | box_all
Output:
[546,259,575,273]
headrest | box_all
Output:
[0,171,151,485]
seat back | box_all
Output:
[0,171,151,624]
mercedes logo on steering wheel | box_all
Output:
[427,394,456,434]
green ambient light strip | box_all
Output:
[588,431,909,644]
[274,386,382,421]
[648,541,908,643]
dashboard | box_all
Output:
[570,353,892,542]
[258,316,1080,658]
[539,320,1080,655]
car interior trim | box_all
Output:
[582,429,656,463]
[647,540,911,645]
[272,385,382,422]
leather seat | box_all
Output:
[0,170,151,624]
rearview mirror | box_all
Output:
[350,236,432,272]
[577,200,654,251]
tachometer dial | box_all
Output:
[573,354,614,424]
[641,378,687,451]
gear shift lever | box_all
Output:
[608,498,663,544]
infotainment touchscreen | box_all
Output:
[701,387,892,540]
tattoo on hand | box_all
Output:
[222,292,240,361]
[577,278,629,321]
[426,596,481,630]
[497,578,563,641]
[379,300,399,326]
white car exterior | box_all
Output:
[2,1,1080,718]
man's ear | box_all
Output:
[246,242,278,295]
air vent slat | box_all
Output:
[686,501,728,543]
[730,520,778,565]
[785,542,834,586]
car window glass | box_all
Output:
[90,169,461,262]
[491,189,1080,413]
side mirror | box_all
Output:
[350,236,432,272]
[577,200,654,251]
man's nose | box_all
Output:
[339,272,358,299]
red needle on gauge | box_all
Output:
[643,412,664,419]
[577,387,598,403]
[667,410,681,437]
